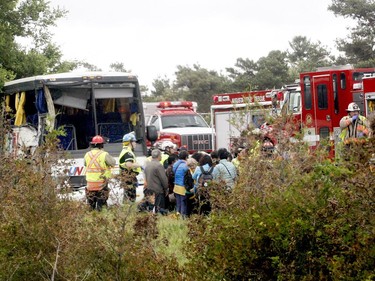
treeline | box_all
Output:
[1,1,375,114]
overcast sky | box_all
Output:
[49,0,353,91]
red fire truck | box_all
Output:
[145,101,215,153]
[211,89,279,149]
[282,66,375,157]
[211,65,375,156]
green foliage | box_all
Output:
[150,76,175,100]
[0,112,374,280]
[0,0,77,87]
[153,215,190,266]
[328,0,375,66]
[253,50,291,89]
[287,36,335,75]
[185,136,375,280]
[225,58,258,92]
[173,64,232,112]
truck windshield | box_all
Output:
[282,90,301,114]
[161,114,208,128]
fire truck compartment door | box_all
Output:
[214,110,250,149]
[312,75,333,141]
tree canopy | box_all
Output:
[1,0,374,110]
[328,0,375,66]
[0,0,76,88]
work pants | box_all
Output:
[123,183,137,202]
[86,187,109,211]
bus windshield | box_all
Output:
[2,72,147,158]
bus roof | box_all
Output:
[3,71,138,94]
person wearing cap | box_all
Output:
[118,132,142,202]
[84,135,116,211]
[339,102,370,145]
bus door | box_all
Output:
[311,74,333,147]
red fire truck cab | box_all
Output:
[145,101,215,153]
[281,65,375,157]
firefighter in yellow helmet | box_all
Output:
[339,102,370,145]
[84,135,116,211]
[118,132,142,202]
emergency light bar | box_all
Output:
[157,101,193,109]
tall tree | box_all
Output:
[253,50,290,89]
[287,36,334,76]
[173,64,231,112]
[148,76,174,101]
[225,58,257,92]
[0,0,69,88]
[328,0,375,66]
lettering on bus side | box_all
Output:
[69,166,85,176]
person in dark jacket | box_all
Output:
[165,154,178,211]
[144,149,169,214]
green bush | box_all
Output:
[185,139,375,280]
[0,115,374,280]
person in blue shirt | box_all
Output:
[172,150,189,217]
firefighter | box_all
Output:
[119,132,142,202]
[161,140,178,168]
[339,102,370,145]
[84,135,116,211]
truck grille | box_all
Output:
[181,134,213,152]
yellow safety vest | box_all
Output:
[340,115,369,144]
[146,152,169,166]
[84,149,112,191]
[119,146,141,174]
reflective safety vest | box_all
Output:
[339,115,369,144]
[119,146,141,174]
[146,152,169,166]
[84,149,112,191]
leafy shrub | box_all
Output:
[184,136,375,280]
[0,114,373,280]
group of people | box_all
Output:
[83,131,240,214]
[83,102,371,212]
[142,142,238,217]
[84,132,142,211]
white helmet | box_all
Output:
[346,102,360,112]
[153,141,163,150]
[161,140,176,151]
